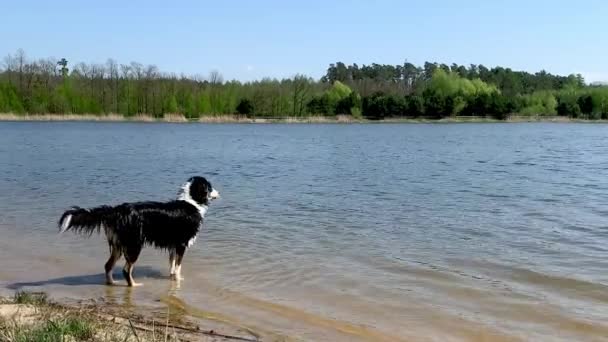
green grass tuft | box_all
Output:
[10,317,94,342]
[13,291,48,305]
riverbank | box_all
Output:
[0,291,261,342]
[1,113,606,124]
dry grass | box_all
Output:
[0,292,251,342]
[4,112,604,124]
[0,113,129,122]
[196,115,253,123]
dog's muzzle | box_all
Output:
[210,189,220,199]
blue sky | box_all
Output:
[2,0,607,82]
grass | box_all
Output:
[13,291,48,305]
[2,316,95,342]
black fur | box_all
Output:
[58,176,217,286]
[59,201,202,249]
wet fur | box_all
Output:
[58,176,217,287]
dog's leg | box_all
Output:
[169,249,176,277]
[173,245,186,281]
[104,246,122,285]
[123,247,143,287]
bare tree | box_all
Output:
[130,62,143,113]
[16,48,26,92]
[106,58,119,113]
[90,63,106,112]
[39,58,57,95]
[208,70,224,114]
[120,64,132,114]
[209,70,223,86]
[144,64,158,114]
[3,53,15,85]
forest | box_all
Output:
[1,49,607,120]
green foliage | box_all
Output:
[166,95,178,113]
[556,90,582,117]
[10,317,94,342]
[326,81,352,103]
[0,49,607,121]
[578,95,593,115]
[351,106,362,119]
[520,91,557,116]
[306,95,330,115]
[13,291,48,305]
[197,92,212,115]
[0,83,25,113]
[335,92,361,115]
[422,69,499,117]
[236,98,254,116]
[306,81,358,116]
[362,93,408,119]
[404,95,424,117]
[590,88,608,118]
[184,93,198,118]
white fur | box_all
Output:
[210,189,219,199]
[187,236,197,247]
[59,214,72,233]
[169,258,176,275]
[177,181,211,248]
[175,264,183,280]
[177,181,208,217]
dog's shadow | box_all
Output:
[7,266,166,290]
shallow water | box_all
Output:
[1,122,607,341]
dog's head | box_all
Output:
[179,176,219,207]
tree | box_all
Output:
[236,98,254,116]
[335,91,361,115]
[306,95,330,115]
[578,95,593,115]
[16,49,26,93]
[57,58,69,78]
[166,94,178,113]
[1,49,606,121]
[291,75,311,116]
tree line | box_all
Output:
[1,49,607,120]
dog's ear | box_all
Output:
[188,177,210,205]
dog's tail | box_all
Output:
[58,205,114,235]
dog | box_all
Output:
[58,176,219,287]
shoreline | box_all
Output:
[0,113,607,124]
[0,291,262,341]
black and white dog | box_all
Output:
[58,176,219,287]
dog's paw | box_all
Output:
[170,274,184,281]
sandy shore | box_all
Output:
[0,291,263,342]
[1,113,606,124]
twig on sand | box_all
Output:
[129,322,259,342]
[164,306,169,342]
[128,318,141,342]
[199,329,259,342]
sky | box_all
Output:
[2,0,607,82]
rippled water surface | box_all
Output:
[1,122,607,341]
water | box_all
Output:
[1,122,607,341]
